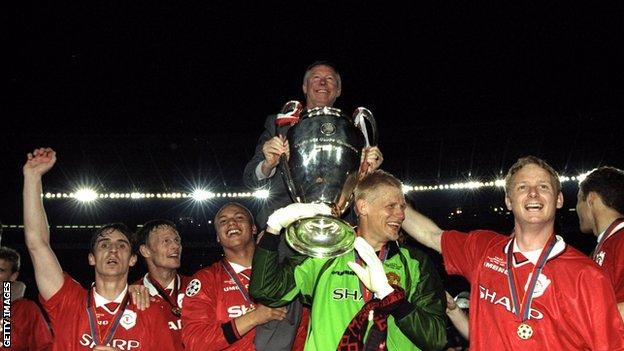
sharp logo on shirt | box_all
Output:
[120,310,137,330]
[478,285,544,320]
[332,288,362,301]
[227,304,254,318]
[595,251,606,266]
[79,334,140,350]
[169,319,182,330]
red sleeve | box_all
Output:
[39,272,85,325]
[441,230,501,282]
[24,300,53,351]
[181,268,240,351]
[604,234,624,302]
[564,266,624,350]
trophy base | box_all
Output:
[285,215,356,258]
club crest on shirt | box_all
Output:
[120,310,137,330]
[523,272,551,298]
[186,279,201,297]
[595,251,606,266]
[386,272,400,286]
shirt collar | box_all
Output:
[226,261,251,274]
[505,235,566,265]
[93,285,128,307]
[142,273,177,297]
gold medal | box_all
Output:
[517,322,533,340]
[171,306,182,317]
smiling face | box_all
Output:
[357,185,406,246]
[141,225,182,270]
[505,163,563,227]
[215,204,257,251]
[88,229,137,279]
[302,64,341,108]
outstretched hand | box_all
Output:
[23,147,57,178]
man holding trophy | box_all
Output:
[243,61,383,350]
[249,170,447,350]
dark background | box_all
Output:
[4,2,624,333]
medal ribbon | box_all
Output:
[147,274,180,310]
[86,288,130,346]
[592,218,624,260]
[506,235,556,322]
[354,244,388,302]
[220,260,253,304]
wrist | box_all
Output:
[376,284,394,300]
[261,160,277,176]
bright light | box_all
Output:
[74,188,98,202]
[253,189,270,199]
[192,189,215,201]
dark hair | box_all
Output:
[135,219,178,250]
[504,156,561,195]
[579,166,624,214]
[0,246,20,273]
[89,223,135,254]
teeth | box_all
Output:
[228,229,241,235]
[525,203,543,210]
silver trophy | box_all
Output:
[279,104,377,258]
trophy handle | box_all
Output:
[353,107,378,147]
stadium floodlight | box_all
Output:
[253,189,270,199]
[192,189,215,201]
[74,188,98,202]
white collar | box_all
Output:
[227,261,251,274]
[142,273,178,297]
[505,235,566,265]
[93,285,128,312]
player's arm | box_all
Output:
[22,148,64,300]
[402,205,443,253]
[182,272,285,350]
[618,302,624,322]
[445,291,469,340]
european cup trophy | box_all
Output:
[277,102,378,258]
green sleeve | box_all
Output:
[394,248,448,351]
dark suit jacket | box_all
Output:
[243,114,295,228]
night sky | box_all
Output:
[5,2,624,221]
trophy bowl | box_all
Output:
[280,106,375,258]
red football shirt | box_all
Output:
[2,298,53,351]
[134,273,191,350]
[182,260,256,351]
[40,273,176,351]
[442,230,624,350]
[593,220,624,302]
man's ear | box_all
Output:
[556,192,564,209]
[88,253,96,266]
[139,244,151,259]
[10,271,19,282]
[356,198,368,217]
[129,254,138,267]
[505,195,512,211]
